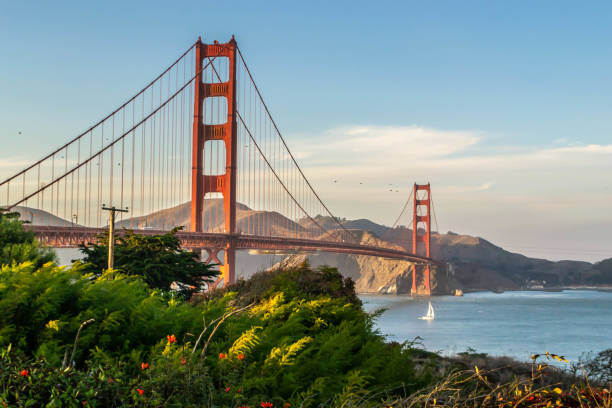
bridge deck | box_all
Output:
[26,225,432,264]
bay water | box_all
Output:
[359,290,612,364]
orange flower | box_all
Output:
[137,388,145,395]
[219,352,227,359]
[284,403,291,408]
[167,334,176,344]
[19,370,28,377]
[141,362,149,370]
[261,402,273,408]
[180,358,187,365]
[237,353,245,360]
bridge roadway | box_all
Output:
[26,225,432,265]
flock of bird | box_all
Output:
[333,179,400,192]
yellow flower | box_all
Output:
[553,388,562,394]
[46,320,59,331]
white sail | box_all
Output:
[419,301,435,320]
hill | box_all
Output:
[13,203,611,294]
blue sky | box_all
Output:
[1,1,611,261]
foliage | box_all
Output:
[0,262,211,367]
[380,362,611,408]
[575,349,612,384]
[77,227,218,293]
[0,258,436,406]
[207,260,362,307]
[0,208,55,267]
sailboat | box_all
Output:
[418,301,435,320]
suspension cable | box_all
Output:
[0,42,197,187]
[7,57,217,210]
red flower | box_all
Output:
[107,377,114,383]
[237,353,245,360]
[141,362,149,370]
[167,334,176,344]
[19,370,28,377]
[284,403,291,408]
[81,402,87,406]
[180,358,187,365]
[238,406,250,408]
[137,388,145,395]
[261,402,273,408]
[225,386,231,393]
[219,352,227,359]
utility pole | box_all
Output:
[102,205,128,270]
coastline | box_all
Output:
[357,285,612,296]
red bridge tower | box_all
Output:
[191,37,238,285]
[412,183,431,295]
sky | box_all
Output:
[1,0,611,262]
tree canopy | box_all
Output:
[77,227,218,293]
[0,208,55,267]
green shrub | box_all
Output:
[0,209,55,267]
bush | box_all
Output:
[0,208,55,267]
[0,257,436,406]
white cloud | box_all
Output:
[293,125,480,165]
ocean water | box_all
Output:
[359,290,612,364]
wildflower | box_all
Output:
[46,320,60,331]
[237,353,245,360]
[219,352,227,359]
[81,402,87,406]
[261,402,273,408]
[137,388,145,395]
[180,358,187,365]
[19,370,29,377]
[167,334,176,344]
[284,403,291,408]
[225,386,231,392]
[553,388,562,394]
[141,362,149,370]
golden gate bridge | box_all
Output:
[0,37,436,294]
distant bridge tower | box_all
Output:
[412,183,431,295]
[191,37,238,284]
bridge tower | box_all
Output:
[191,37,238,285]
[411,183,431,295]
